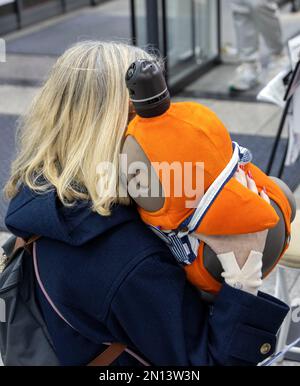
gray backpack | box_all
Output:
[0,236,130,366]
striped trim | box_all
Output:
[181,142,252,234]
[148,142,252,267]
[149,226,197,265]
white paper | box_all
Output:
[288,35,300,70]
[257,70,288,108]
[286,87,300,166]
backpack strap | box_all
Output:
[1,236,41,272]
[12,235,40,256]
[30,238,149,366]
[88,343,127,366]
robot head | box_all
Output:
[125,60,171,118]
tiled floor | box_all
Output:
[0,85,38,115]
[0,231,9,246]
[175,97,285,138]
[181,1,300,102]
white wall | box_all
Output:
[0,0,15,6]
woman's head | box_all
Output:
[5,41,159,215]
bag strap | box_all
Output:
[178,142,252,236]
[12,235,40,256]
[14,236,133,366]
[88,343,127,367]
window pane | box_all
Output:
[166,0,219,77]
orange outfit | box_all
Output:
[126,102,292,294]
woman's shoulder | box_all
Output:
[35,204,172,321]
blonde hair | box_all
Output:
[4,41,158,216]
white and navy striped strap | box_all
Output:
[178,142,252,236]
[148,142,252,266]
[149,226,199,265]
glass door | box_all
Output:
[0,1,19,34]
[194,0,219,62]
[131,0,221,93]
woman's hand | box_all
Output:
[198,167,270,269]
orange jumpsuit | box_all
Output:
[126,102,292,294]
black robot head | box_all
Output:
[125,60,171,118]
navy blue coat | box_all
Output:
[5,186,289,366]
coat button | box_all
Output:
[260,343,272,355]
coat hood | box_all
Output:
[5,186,138,246]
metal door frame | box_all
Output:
[0,0,222,93]
[130,0,222,94]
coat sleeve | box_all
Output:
[106,252,289,366]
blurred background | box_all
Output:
[0,0,300,365]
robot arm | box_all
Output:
[121,135,165,213]
[124,59,296,293]
[203,178,296,282]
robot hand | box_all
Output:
[197,168,271,295]
[198,167,270,269]
[217,250,264,295]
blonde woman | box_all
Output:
[4,41,288,366]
